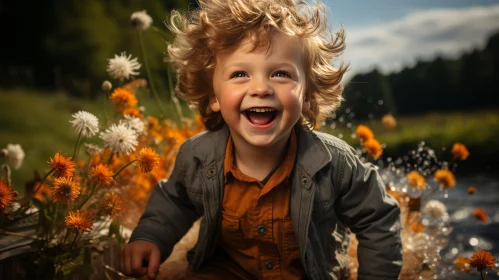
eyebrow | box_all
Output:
[222,61,300,74]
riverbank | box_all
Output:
[322,109,499,175]
[1,89,498,192]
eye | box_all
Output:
[273,71,291,78]
[230,71,248,79]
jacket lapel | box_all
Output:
[291,126,332,261]
[190,124,332,264]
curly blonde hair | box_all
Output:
[167,0,348,131]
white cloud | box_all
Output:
[341,4,499,82]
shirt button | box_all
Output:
[257,224,267,236]
[265,261,275,270]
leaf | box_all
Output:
[32,198,45,210]
[108,219,125,245]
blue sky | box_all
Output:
[312,0,499,80]
[323,0,499,27]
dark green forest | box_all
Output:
[341,31,499,119]
[0,0,198,97]
[1,0,497,117]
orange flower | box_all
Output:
[110,88,138,111]
[452,143,469,161]
[406,171,426,190]
[65,210,93,232]
[468,186,477,195]
[123,108,141,118]
[381,114,397,129]
[123,78,148,90]
[48,152,76,178]
[363,138,383,160]
[386,188,406,204]
[100,192,122,217]
[137,147,160,173]
[90,164,114,187]
[34,182,52,202]
[410,221,425,233]
[472,208,488,223]
[454,256,471,273]
[434,169,456,189]
[469,250,496,271]
[356,125,374,142]
[52,177,81,203]
[0,178,18,214]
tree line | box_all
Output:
[340,31,499,119]
[0,0,197,97]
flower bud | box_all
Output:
[102,80,112,91]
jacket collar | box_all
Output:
[190,124,331,182]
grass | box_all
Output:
[0,89,189,194]
[1,89,498,193]
[323,110,499,149]
[321,109,499,173]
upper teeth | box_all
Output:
[247,108,275,112]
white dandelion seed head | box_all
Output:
[423,200,448,220]
[120,115,147,135]
[70,111,99,138]
[101,80,112,91]
[5,144,25,170]
[107,52,141,81]
[99,123,138,155]
[83,143,103,156]
[130,10,153,31]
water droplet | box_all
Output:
[470,237,478,246]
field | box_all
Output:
[1,89,498,193]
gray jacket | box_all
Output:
[130,125,403,280]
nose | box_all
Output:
[248,76,273,97]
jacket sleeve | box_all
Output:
[334,147,403,280]
[128,141,200,263]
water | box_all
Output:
[434,174,499,279]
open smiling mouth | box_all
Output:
[243,108,278,126]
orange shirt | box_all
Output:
[218,129,305,279]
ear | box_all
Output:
[209,92,221,112]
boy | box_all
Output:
[120,0,402,279]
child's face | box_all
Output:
[210,32,308,148]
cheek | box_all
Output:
[218,87,245,113]
[281,88,305,115]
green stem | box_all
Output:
[0,229,42,240]
[151,25,170,37]
[167,64,184,123]
[69,229,79,251]
[31,169,55,201]
[50,203,60,242]
[72,131,82,161]
[62,229,70,245]
[107,152,114,165]
[138,30,168,117]
[113,160,138,178]
[78,184,97,211]
[480,269,486,280]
